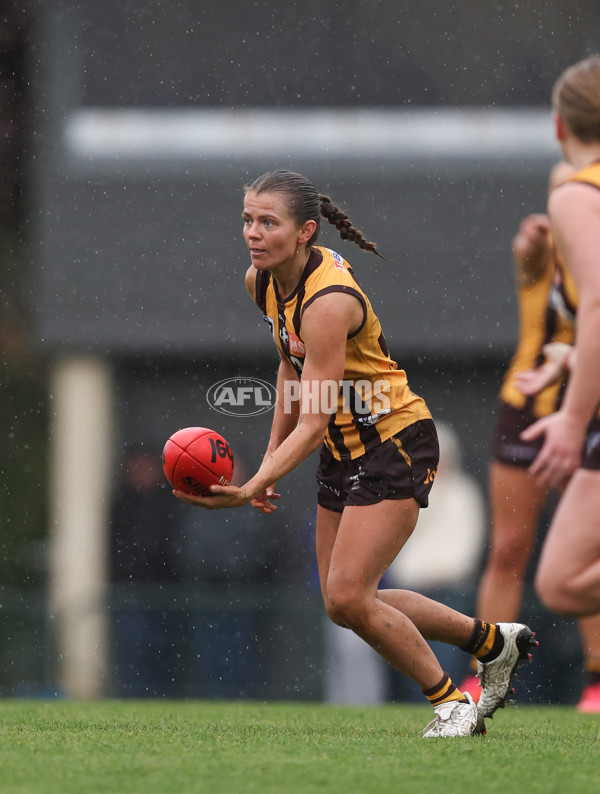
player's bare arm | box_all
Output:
[247,355,300,513]
[512,214,551,286]
[549,184,600,427]
[522,184,600,486]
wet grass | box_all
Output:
[0,699,599,793]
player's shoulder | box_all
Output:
[246,265,274,312]
[244,265,256,290]
[318,245,348,267]
[312,246,354,281]
[549,178,600,220]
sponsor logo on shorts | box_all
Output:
[497,442,538,463]
[424,467,436,485]
[349,464,366,491]
[317,479,342,497]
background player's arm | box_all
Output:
[512,214,552,287]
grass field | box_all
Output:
[1,699,599,794]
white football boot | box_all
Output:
[477,622,537,718]
[422,693,486,738]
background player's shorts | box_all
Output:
[316,419,439,513]
[493,400,600,471]
[491,400,544,468]
[581,417,600,471]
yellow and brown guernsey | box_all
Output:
[499,254,574,417]
[253,246,431,461]
[501,161,600,419]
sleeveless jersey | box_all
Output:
[551,161,600,321]
[253,246,431,461]
[499,245,574,417]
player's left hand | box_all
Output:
[173,484,251,510]
[249,485,281,515]
[515,361,562,396]
[514,342,572,396]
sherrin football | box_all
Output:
[162,427,234,497]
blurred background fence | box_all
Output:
[1,0,598,703]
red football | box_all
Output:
[162,427,234,497]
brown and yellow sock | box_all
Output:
[461,618,504,662]
[423,672,467,707]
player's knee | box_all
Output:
[535,567,581,616]
[323,599,347,627]
[325,580,368,629]
[488,537,531,574]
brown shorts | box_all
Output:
[493,400,600,471]
[491,401,544,468]
[316,419,439,513]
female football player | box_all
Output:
[521,57,600,627]
[175,169,536,736]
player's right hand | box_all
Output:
[521,410,584,488]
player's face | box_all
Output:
[242,191,301,271]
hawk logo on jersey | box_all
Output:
[331,250,347,273]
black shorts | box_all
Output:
[316,419,439,513]
[582,417,600,471]
[491,401,544,468]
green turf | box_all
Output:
[0,700,599,794]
